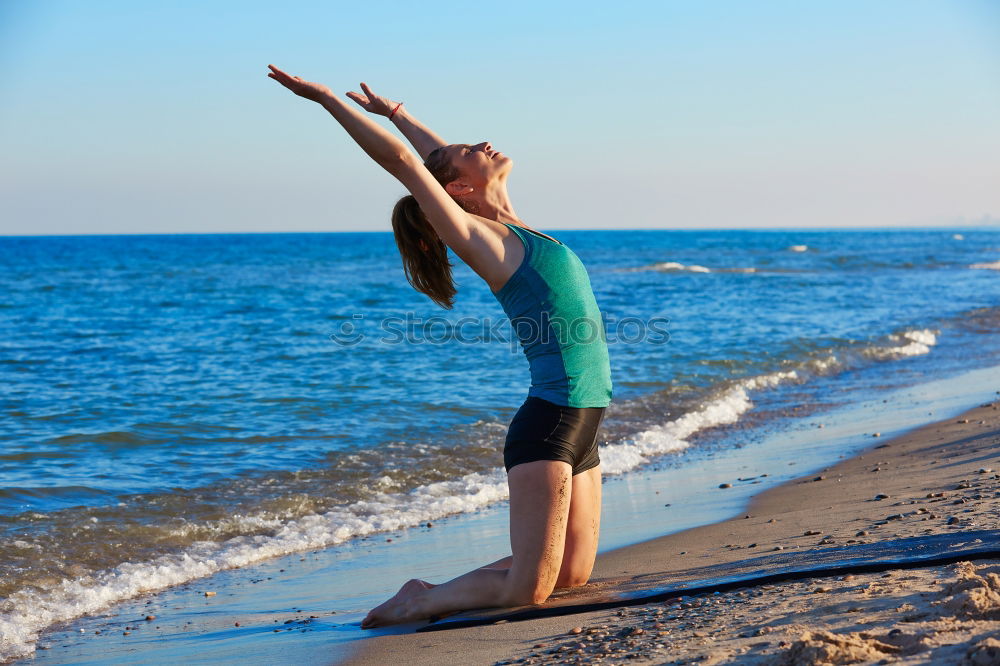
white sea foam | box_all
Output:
[862,329,937,360]
[0,470,510,661]
[625,261,711,273]
[787,245,809,252]
[628,261,761,274]
[600,370,799,475]
[969,260,1000,270]
[651,261,686,271]
[644,261,711,273]
[805,355,841,374]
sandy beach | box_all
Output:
[349,397,1000,665]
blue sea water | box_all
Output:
[1,227,999,659]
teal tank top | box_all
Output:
[492,223,613,408]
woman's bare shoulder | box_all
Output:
[458,215,526,292]
[467,214,511,239]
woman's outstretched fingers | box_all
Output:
[267,65,299,86]
[267,66,289,84]
[265,65,332,102]
[346,82,396,116]
[347,85,377,111]
[346,90,368,105]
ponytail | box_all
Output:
[391,194,456,309]
[389,146,465,309]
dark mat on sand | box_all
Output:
[418,529,1000,632]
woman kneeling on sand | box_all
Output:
[267,65,613,627]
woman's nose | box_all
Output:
[475,141,491,152]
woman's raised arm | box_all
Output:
[266,65,503,274]
[267,65,412,172]
[346,83,446,161]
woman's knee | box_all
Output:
[555,566,592,589]
[556,553,595,588]
[502,573,557,606]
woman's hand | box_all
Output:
[346,82,400,117]
[267,64,333,103]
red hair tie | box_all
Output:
[389,102,403,120]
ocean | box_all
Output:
[2,227,999,660]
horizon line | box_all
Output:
[2,222,999,239]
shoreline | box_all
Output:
[348,397,1000,665]
[13,379,998,665]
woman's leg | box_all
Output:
[555,464,602,587]
[367,464,602,621]
[360,460,573,628]
[464,465,602,587]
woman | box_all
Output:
[267,65,613,628]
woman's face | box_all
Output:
[446,141,513,187]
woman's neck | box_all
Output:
[471,178,520,224]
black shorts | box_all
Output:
[504,397,606,476]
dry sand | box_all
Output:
[348,398,1000,665]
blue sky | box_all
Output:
[1,0,998,234]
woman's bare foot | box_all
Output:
[361,578,435,629]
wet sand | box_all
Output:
[349,398,1000,665]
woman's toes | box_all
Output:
[361,578,435,628]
